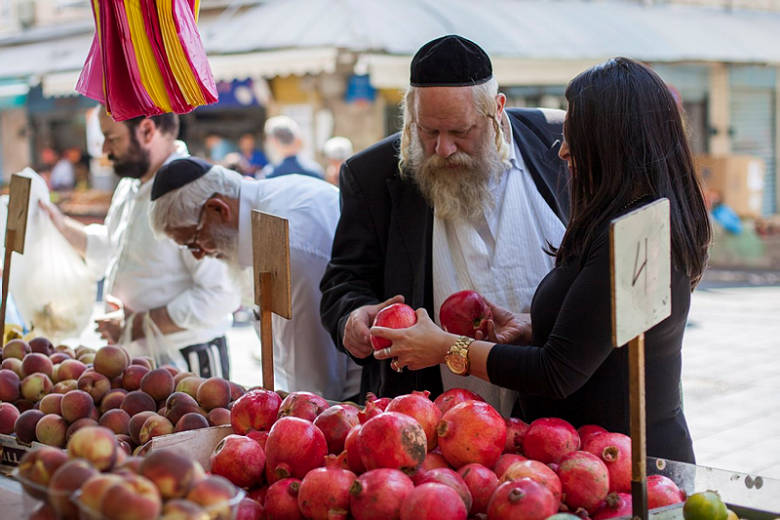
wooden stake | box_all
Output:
[629,332,648,520]
[1,175,32,339]
[260,272,274,391]
[0,229,15,337]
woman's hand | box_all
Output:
[475,300,532,345]
[371,308,457,371]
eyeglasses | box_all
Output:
[179,207,206,254]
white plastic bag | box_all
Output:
[118,312,183,370]
[8,168,98,343]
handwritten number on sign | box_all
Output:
[632,237,648,292]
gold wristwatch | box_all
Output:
[445,336,474,376]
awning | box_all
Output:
[0,79,29,109]
[208,47,338,81]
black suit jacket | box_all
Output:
[319,108,571,402]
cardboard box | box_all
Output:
[0,435,45,476]
[695,154,765,219]
[145,424,232,471]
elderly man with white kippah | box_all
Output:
[149,158,361,401]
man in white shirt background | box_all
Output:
[40,109,240,378]
[148,158,361,402]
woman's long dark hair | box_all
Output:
[557,57,711,289]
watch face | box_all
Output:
[447,354,467,375]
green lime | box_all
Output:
[683,491,728,520]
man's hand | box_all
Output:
[343,295,405,359]
[474,299,533,345]
[95,317,122,344]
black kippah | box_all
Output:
[151,157,213,200]
[410,35,492,87]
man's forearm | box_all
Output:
[59,217,88,258]
[130,307,186,340]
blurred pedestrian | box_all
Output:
[323,136,353,186]
[260,116,324,180]
[238,132,268,176]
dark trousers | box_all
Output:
[179,336,230,379]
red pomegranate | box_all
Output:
[583,432,631,493]
[494,453,528,480]
[400,482,467,520]
[264,478,303,520]
[417,467,473,512]
[504,417,530,454]
[247,486,267,505]
[365,392,392,411]
[385,390,442,451]
[230,389,282,435]
[439,290,493,337]
[297,455,356,520]
[349,468,414,520]
[578,424,607,446]
[457,463,498,515]
[344,425,366,474]
[594,492,633,520]
[437,401,506,469]
[557,450,610,513]
[313,404,360,454]
[487,478,559,520]
[265,416,327,483]
[370,303,417,350]
[236,497,264,520]
[410,451,452,485]
[523,417,580,464]
[246,429,269,450]
[433,387,485,416]
[210,434,266,489]
[500,459,562,504]
[647,475,684,509]
[358,399,383,424]
[277,391,330,422]
[358,412,427,472]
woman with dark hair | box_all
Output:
[372,57,710,463]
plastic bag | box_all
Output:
[118,312,184,370]
[7,169,98,343]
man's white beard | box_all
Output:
[406,130,507,222]
[209,223,244,284]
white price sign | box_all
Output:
[609,198,672,347]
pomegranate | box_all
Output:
[349,468,414,520]
[439,290,493,337]
[358,399,383,424]
[277,391,330,422]
[487,478,559,520]
[358,412,426,472]
[504,417,530,454]
[557,450,610,513]
[583,432,631,493]
[230,389,282,435]
[264,478,304,520]
[365,392,392,411]
[647,474,684,509]
[594,492,632,520]
[523,417,580,464]
[457,463,498,515]
[265,416,327,483]
[417,467,473,512]
[410,451,452,484]
[437,401,506,469]
[246,429,269,450]
[500,459,563,504]
[578,424,607,445]
[385,390,442,450]
[297,455,356,520]
[370,303,417,350]
[344,425,366,474]
[433,387,484,415]
[236,497,264,520]
[210,434,266,489]
[400,482,467,520]
[313,404,360,454]
[247,486,267,505]
[494,453,528,480]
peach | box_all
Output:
[48,352,70,365]
[21,353,54,379]
[100,473,162,520]
[99,408,131,435]
[78,352,95,364]
[67,425,119,471]
[35,414,68,447]
[208,407,231,426]
[75,345,94,357]
[100,388,128,413]
[173,370,196,385]
[131,356,155,370]
[175,412,210,432]
[60,389,95,423]
[65,417,98,442]
[176,376,204,398]
[55,358,87,382]
[28,337,54,356]
[28,502,58,520]
[115,455,144,475]
[38,393,62,415]
[161,364,180,377]
[129,410,157,445]
[121,390,157,416]
[17,446,69,499]
[139,414,174,444]
[0,402,20,434]
[20,372,53,402]
[54,345,76,358]
[140,448,206,499]
[158,405,168,416]
[165,391,201,424]
[77,370,110,402]
[14,398,34,412]
[51,379,78,394]
[77,473,124,516]
[229,381,246,402]
[196,377,231,410]
[186,474,238,518]
[3,338,31,360]
[141,368,175,402]
[48,458,99,518]
[117,437,133,455]
[111,375,124,388]
[122,364,149,391]
[15,409,44,443]
[1,357,24,377]
[0,368,20,401]
[161,499,210,519]
[94,345,130,379]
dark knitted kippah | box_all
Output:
[410,35,492,87]
[151,157,212,200]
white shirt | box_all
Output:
[237,175,361,401]
[433,128,566,416]
[83,153,240,357]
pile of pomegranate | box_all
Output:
[215,387,686,520]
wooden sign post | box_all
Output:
[251,210,292,391]
[0,175,32,337]
[610,198,672,520]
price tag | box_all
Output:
[252,210,291,319]
[609,198,672,347]
[6,175,31,253]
